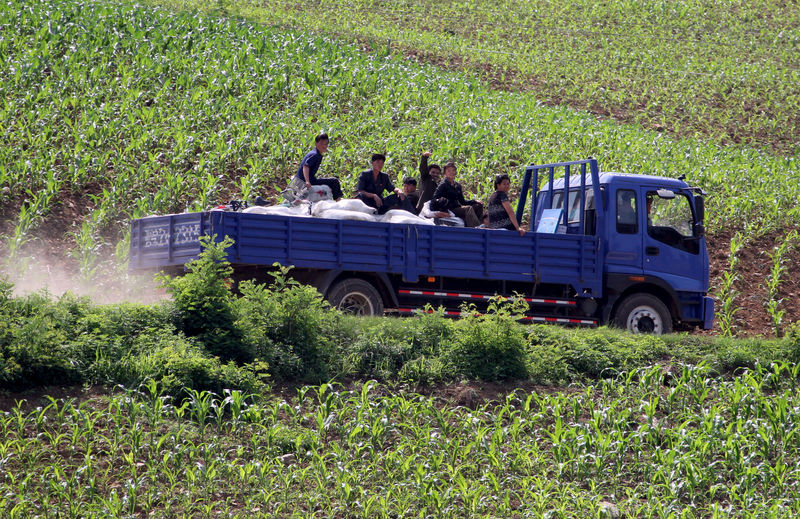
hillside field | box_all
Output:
[2,1,800,514]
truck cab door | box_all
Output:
[605,188,643,275]
[642,190,705,292]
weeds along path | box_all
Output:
[1,0,798,335]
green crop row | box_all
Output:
[170,0,800,156]
[3,363,800,517]
[1,0,798,279]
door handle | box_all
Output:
[646,246,659,256]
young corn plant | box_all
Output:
[716,232,745,337]
[762,230,798,337]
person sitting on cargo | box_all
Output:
[420,197,465,226]
[402,177,420,214]
[289,133,343,200]
[355,154,415,215]
[487,174,526,236]
[416,151,442,213]
[432,162,484,227]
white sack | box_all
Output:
[317,209,378,222]
[378,209,435,225]
[243,205,310,217]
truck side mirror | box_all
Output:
[694,222,705,237]
[694,195,705,222]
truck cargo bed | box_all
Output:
[130,211,602,296]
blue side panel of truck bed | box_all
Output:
[130,211,603,296]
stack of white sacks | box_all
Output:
[242,198,439,226]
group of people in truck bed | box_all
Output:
[290,133,526,235]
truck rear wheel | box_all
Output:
[327,279,384,316]
[614,294,672,335]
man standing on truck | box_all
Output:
[290,133,343,200]
[356,153,415,214]
[416,151,442,213]
[432,162,484,227]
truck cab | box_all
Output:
[530,162,713,333]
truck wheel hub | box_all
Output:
[628,306,662,334]
[339,292,374,315]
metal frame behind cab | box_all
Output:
[516,158,605,233]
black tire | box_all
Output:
[326,279,384,316]
[613,293,673,335]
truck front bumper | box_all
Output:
[702,296,715,330]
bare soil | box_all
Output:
[706,229,800,337]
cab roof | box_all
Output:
[543,172,691,191]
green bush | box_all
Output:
[786,322,800,364]
[158,236,250,363]
[524,327,572,385]
[125,329,268,397]
[445,298,529,381]
[399,355,446,385]
[346,317,412,379]
[235,264,338,381]
[75,301,180,343]
[0,290,92,389]
[560,329,666,378]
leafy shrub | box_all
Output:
[159,236,250,363]
[562,330,662,377]
[399,355,446,385]
[124,329,268,397]
[235,264,338,381]
[786,322,800,364]
[524,329,572,385]
[445,298,529,381]
[406,305,455,358]
[75,301,180,343]
[0,290,92,389]
[347,318,412,379]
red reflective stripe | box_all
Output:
[401,289,577,306]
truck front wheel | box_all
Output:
[614,294,672,334]
[327,279,384,316]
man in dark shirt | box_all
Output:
[416,151,441,213]
[290,133,343,200]
[356,154,414,214]
[432,162,484,227]
[402,177,420,214]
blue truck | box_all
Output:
[129,158,714,334]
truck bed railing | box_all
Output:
[516,158,605,235]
